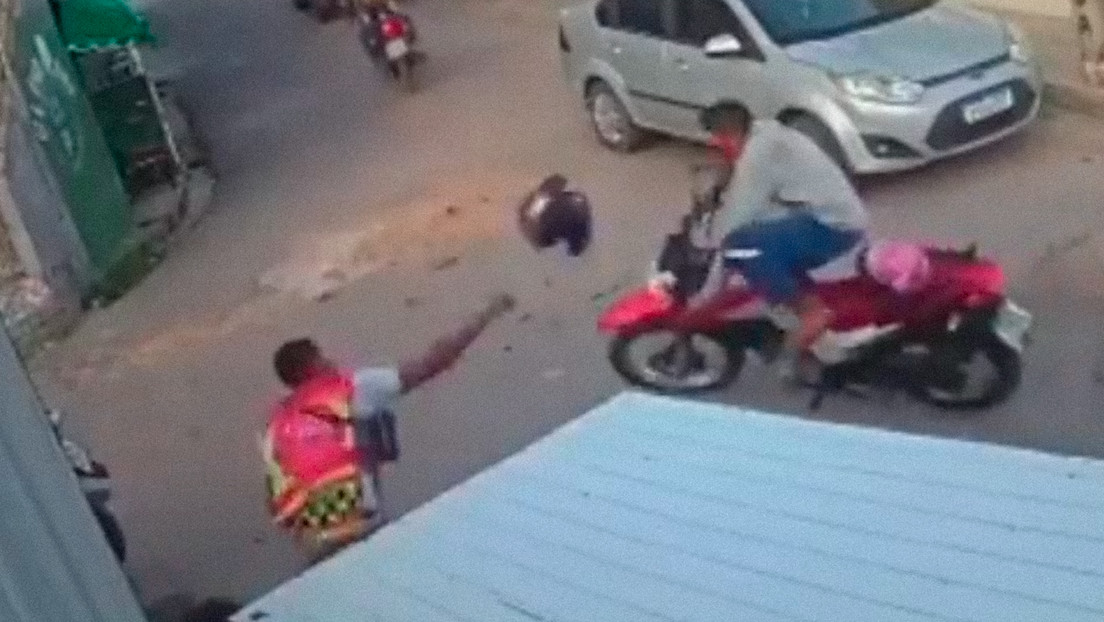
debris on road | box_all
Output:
[1031,231,1104,299]
[541,367,565,381]
[51,172,542,382]
[257,172,535,302]
[430,256,459,271]
[590,270,639,305]
[0,276,78,356]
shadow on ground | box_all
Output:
[146,594,242,622]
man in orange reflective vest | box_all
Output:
[262,293,514,562]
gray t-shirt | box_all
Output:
[351,367,402,420]
[719,120,868,234]
[350,367,402,508]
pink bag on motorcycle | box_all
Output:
[864,240,932,294]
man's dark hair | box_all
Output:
[273,338,321,387]
[699,101,752,133]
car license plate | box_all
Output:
[384,38,409,60]
[992,299,1032,352]
[962,88,1014,124]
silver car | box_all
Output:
[558,0,1041,173]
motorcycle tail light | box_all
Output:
[382,17,405,39]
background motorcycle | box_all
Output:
[597,172,1032,411]
[358,8,422,92]
[48,409,127,562]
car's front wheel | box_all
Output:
[586,82,646,153]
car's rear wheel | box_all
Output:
[785,114,852,175]
[586,82,646,153]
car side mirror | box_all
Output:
[703,33,743,57]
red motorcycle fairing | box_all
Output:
[597,286,675,335]
[599,247,1008,337]
[597,284,761,336]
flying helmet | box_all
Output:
[517,175,592,256]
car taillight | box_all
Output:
[381,17,405,39]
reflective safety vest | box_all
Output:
[261,372,364,529]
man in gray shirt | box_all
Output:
[700,101,870,365]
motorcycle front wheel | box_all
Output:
[912,333,1022,411]
[609,330,744,393]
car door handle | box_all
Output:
[611,45,622,55]
[672,58,689,70]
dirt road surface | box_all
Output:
[31,0,1104,608]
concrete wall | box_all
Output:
[0,327,147,622]
[966,0,1071,16]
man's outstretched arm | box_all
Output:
[397,294,514,394]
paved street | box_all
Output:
[29,0,1104,609]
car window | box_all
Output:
[742,0,937,45]
[616,0,667,37]
[674,0,747,47]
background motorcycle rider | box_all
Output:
[697,101,870,376]
[357,0,403,58]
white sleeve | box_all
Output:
[351,367,402,418]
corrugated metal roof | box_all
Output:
[236,392,1104,622]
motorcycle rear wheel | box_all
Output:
[609,330,744,393]
[912,333,1022,411]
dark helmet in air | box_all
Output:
[517,174,592,257]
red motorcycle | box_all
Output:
[598,182,1032,411]
[358,7,421,92]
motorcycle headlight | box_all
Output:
[1006,22,1031,65]
[837,74,924,105]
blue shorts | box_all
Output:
[722,212,863,305]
